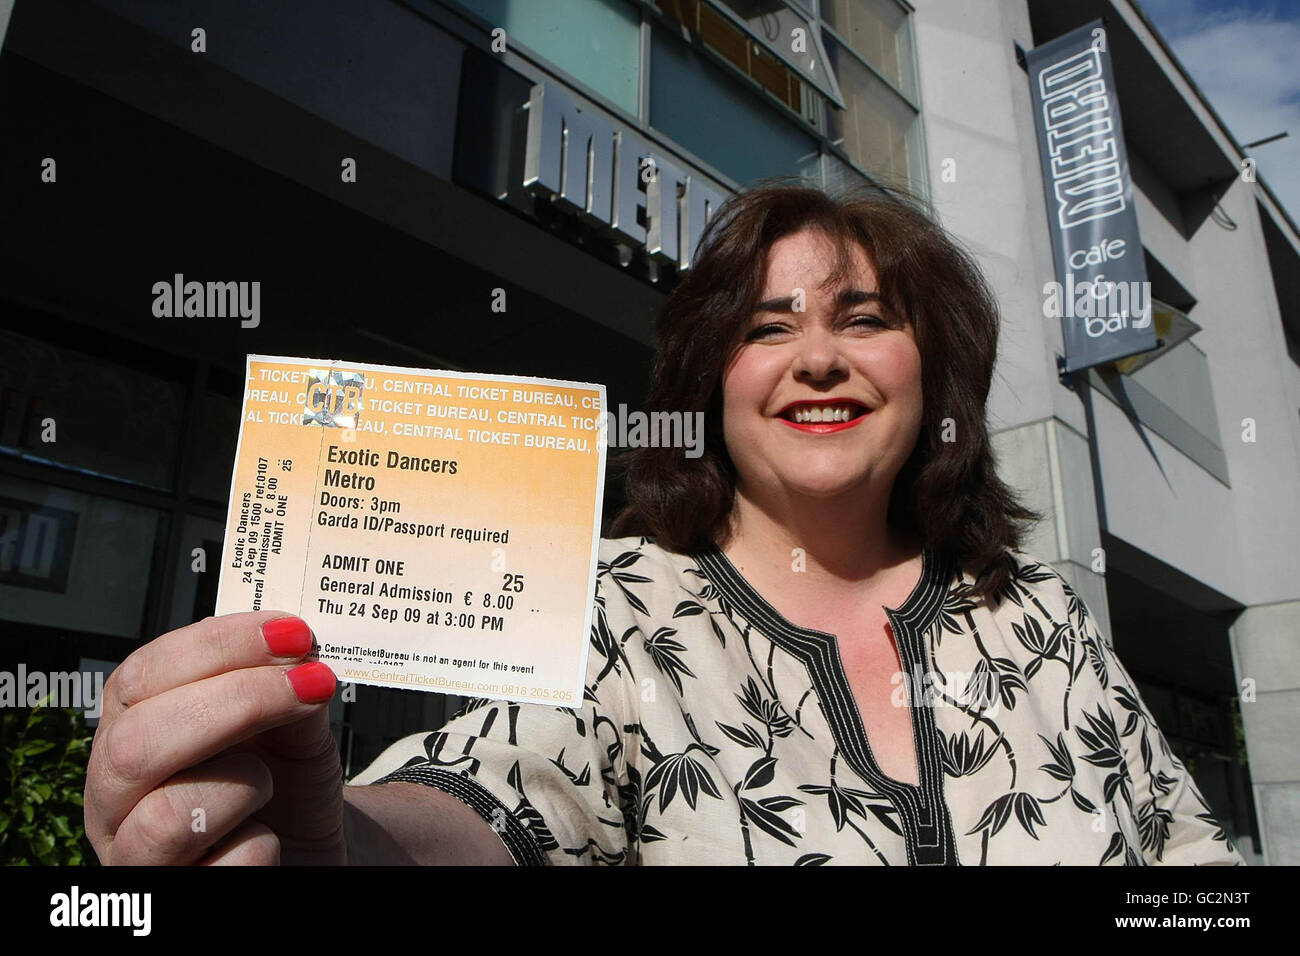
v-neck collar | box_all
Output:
[691,542,962,865]
[696,543,951,636]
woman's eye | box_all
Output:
[746,316,885,340]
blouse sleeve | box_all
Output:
[1067,582,1245,865]
[345,572,639,865]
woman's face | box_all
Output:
[721,228,923,504]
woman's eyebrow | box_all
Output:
[837,289,884,308]
[753,289,883,312]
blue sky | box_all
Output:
[1136,0,1300,222]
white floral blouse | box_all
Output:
[348,535,1245,866]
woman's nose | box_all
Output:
[793,324,850,382]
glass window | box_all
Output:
[650,26,820,185]
[0,475,165,640]
[656,0,802,114]
[821,0,916,100]
[79,658,121,728]
[824,33,922,191]
[656,0,843,109]
[166,515,225,631]
[451,0,642,116]
[189,390,242,503]
[0,329,185,490]
[821,148,873,196]
[1129,339,1223,451]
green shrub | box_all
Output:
[0,703,96,865]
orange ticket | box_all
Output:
[215,355,607,708]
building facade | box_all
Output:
[1,0,1295,863]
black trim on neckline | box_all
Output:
[698,544,943,635]
[691,542,961,865]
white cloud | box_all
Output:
[1138,1,1300,224]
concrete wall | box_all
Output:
[1087,170,1300,608]
[1232,599,1300,864]
[912,0,1061,434]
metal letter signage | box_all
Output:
[1026,20,1156,373]
[522,80,726,273]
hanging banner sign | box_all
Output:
[1026,19,1156,373]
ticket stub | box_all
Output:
[214,355,607,708]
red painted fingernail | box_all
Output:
[287,662,336,703]
[263,617,312,657]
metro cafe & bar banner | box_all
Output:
[1026,19,1158,374]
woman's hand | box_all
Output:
[84,611,344,865]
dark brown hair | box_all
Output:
[608,178,1040,602]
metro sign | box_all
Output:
[522,80,729,274]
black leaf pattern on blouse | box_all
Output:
[643,626,696,694]
[355,537,1244,866]
[644,747,724,813]
[795,852,833,865]
[1038,731,1076,782]
[672,599,707,618]
[1100,831,1126,865]
[941,729,1002,777]
[716,721,767,750]
[738,795,804,846]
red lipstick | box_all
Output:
[778,414,870,434]
[775,399,871,434]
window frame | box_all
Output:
[0,301,235,641]
[427,0,930,197]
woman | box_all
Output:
[84,182,1243,866]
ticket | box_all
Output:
[214,354,607,708]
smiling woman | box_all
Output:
[340,180,1245,865]
[610,178,1035,604]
